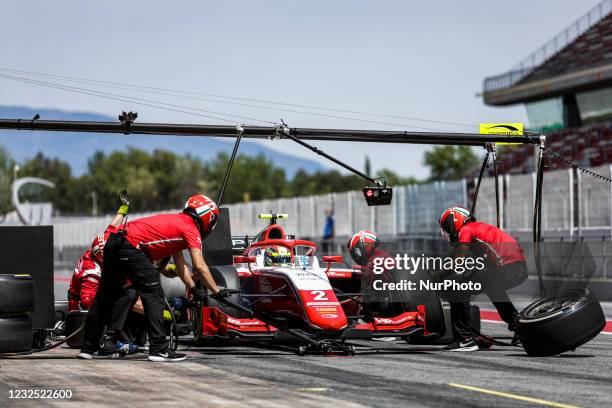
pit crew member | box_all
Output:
[347,230,398,319]
[439,206,527,351]
[68,192,131,312]
[80,194,231,362]
[72,191,153,354]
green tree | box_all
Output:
[288,169,364,196]
[204,153,288,204]
[423,146,479,181]
[7,147,429,215]
[376,168,419,186]
[0,145,14,215]
[86,147,210,213]
[20,152,79,213]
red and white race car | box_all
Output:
[188,213,446,355]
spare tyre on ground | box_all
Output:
[517,289,605,357]
[0,274,35,314]
[0,314,33,353]
[0,274,35,354]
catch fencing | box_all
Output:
[224,165,612,239]
[3,165,612,251]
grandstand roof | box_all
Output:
[483,1,612,106]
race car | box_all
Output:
[188,212,449,355]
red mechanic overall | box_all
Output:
[68,250,101,311]
[439,206,528,351]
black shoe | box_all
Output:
[477,336,493,350]
[77,348,116,360]
[442,337,479,352]
[511,332,521,346]
[148,349,187,362]
[99,340,119,357]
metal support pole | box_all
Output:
[217,124,244,205]
[569,168,574,238]
[0,118,542,146]
[275,123,378,185]
[533,136,546,297]
[492,146,500,228]
[470,146,492,216]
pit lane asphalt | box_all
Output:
[1,322,609,407]
[187,321,611,408]
[48,277,611,407]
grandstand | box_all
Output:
[482,0,612,174]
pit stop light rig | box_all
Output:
[363,182,393,206]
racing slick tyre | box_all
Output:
[405,269,446,344]
[191,265,244,346]
[206,266,249,318]
[65,310,88,348]
[0,314,33,353]
[364,269,415,318]
[517,289,605,357]
[0,274,35,314]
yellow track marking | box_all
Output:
[448,383,580,408]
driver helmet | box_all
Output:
[264,245,292,267]
[348,230,379,266]
[439,206,474,241]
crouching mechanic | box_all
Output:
[348,230,382,268]
[89,237,178,353]
[68,249,102,312]
[80,194,232,362]
[347,230,398,319]
[439,206,527,351]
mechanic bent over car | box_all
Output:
[439,206,527,352]
[80,194,229,362]
[69,192,153,353]
[68,192,131,312]
[76,192,153,356]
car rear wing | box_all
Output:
[231,236,254,254]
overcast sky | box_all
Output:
[0,1,600,178]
